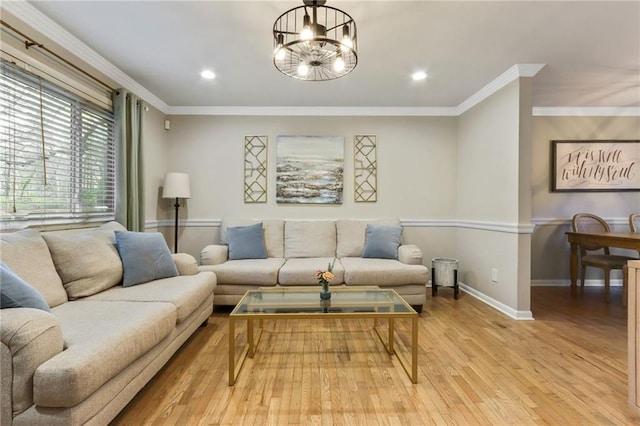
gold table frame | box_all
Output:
[228,287,418,386]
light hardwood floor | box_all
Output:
[112,286,635,425]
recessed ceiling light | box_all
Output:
[412,71,428,81]
[200,70,216,80]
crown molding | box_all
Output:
[167,106,459,116]
[532,106,640,116]
[3,0,170,113]
[455,64,545,115]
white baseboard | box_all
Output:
[458,282,534,321]
[531,279,623,287]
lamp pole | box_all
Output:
[173,197,180,253]
[162,172,190,254]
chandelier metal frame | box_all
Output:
[273,0,358,81]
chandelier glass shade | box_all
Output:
[273,0,358,81]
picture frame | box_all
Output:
[551,140,640,192]
[354,135,377,202]
[244,136,268,203]
[276,135,344,204]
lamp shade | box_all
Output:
[162,173,191,199]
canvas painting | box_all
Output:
[276,135,344,204]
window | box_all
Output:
[0,59,115,227]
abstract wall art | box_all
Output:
[276,135,344,204]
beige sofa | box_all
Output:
[0,222,216,425]
[199,219,428,310]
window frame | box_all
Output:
[0,59,116,230]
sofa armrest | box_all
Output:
[200,244,229,266]
[172,253,199,275]
[1,308,64,418]
[398,244,423,265]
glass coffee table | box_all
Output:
[228,286,418,385]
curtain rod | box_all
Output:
[0,19,115,92]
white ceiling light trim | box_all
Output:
[411,71,428,81]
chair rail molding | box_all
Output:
[532,217,632,227]
[147,218,534,234]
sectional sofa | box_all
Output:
[0,222,216,425]
[199,219,429,310]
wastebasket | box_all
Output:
[431,258,459,299]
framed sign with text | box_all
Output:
[551,140,640,192]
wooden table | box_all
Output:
[566,232,640,289]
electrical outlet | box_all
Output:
[491,268,498,283]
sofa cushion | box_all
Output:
[85,272,216,323]
[202,258,285,285]
[228,223,268,260]
[336,219,369,258]
[362,224,402,259]
[43,224,124,299]
[35,300,176,408]
[0,229,68,307]
[278,258,344,285]
[341,257,428,286]
[0,262,50,312]
[284,220,336,258]
[220,218,284,258]
[114,231,178,287]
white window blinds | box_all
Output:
[0,59,116,227]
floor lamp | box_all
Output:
[162,172,191,253]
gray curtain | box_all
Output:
[113,89,145,231]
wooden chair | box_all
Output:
[572,213,635,303]
[630,213,640,233]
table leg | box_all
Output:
[248,319,255,357]
[411,316,418,384]
[570,241,578,292]
[229,318,235,386]
[388,318,395,354]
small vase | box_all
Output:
[320,282,331,300]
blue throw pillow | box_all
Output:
[228,222,268,260]
[0,262,50,312]
[362,224,402,259]
[114,231,178,287]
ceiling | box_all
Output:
[23,1,640,111]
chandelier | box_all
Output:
[273,0,358,81]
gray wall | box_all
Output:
[142,91,640,316]
[155,115,460,265]
[455,78,533,315]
